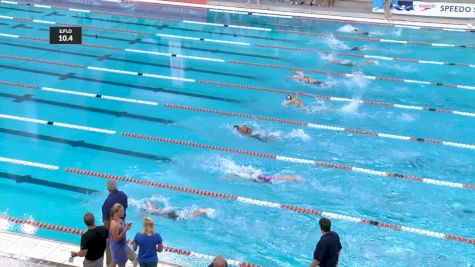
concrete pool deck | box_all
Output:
[128,0,475,30]
[0,231,180,267]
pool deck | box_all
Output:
[0,231,180,267]
[129,0,475,30]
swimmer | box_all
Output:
[350,46,364,51]
[330,59,356,67]
[143,201,210,220]
[233,125,270,142]
[233,169,302,183]
[288,71,324,86]
[254,174,302,183]
[284,91,304,109]
[330,59,377,67]
[352,29,369,35]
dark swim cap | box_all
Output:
[233,125,239,130]
[167,211,179,220]
[286,95,292,100]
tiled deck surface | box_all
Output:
[0,231,180,267]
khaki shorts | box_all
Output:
[83,256,103,267]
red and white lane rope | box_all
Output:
[1,154,474,246]
[2,15,473,69]
[0,53,195,82]
[0,14,151,35]
[0,47,474,120]
[0,1,271,32]
[162,103,475,151]
[200,80,475,118]
[0,215,260,267]
[65,167,475,245]
[206,7,475,33]
[59,0,475,33]
[0,113,116,134]
[120,132,475,191]
[252,44,474,68]
[276,29,475,49]
[226,61,475,91]
[3,79,472,150]
[153,34,474,69]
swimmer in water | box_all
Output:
[254,174,302,183]
[143,201,210,220]
[350,46,364,51]
[233,125,270,142]
[330,59,377,67]
[284,91,304,109]
[352,29,369,35]
[288,71,324,86]
[233,169,302,183]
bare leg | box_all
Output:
[250,134,269,142]
[383,0,392,20]
[275,175,302,182]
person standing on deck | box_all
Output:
[309,218,342,267]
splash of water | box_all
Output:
[338,24,357,33]
[20,216,37,235]
[318,52,336,62]
[340,99,361,114]
[0,218,10,231]
[130,195,172,212]
[325,35,349,50]
[286,129,312,141]
[342,71,369,90]
[205,156,263,180]
[398,113,417,122]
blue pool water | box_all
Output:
[0,0,474,266]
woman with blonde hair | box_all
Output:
[133,217,163,267]
[109,203,132,267]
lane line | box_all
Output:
[66,167,475,245]
[0,113,115,134]
[120,132,475,191]
[41,87,158,106]
[277,29,475,49]
[226,61,475,91]
[163,104,475,151]
[0,156,58,170]
[200,80,475,118]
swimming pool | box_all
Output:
[0,0,474,265]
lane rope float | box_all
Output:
[226,61,475,91]
[120,132,475,191]
[162,103,475,151]
[65,167,475,245]
[200,80,475,118]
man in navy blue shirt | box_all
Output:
[102,180,128,226]
[310,218,342,267]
